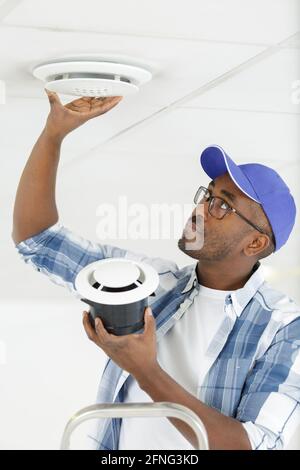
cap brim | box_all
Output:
[200,145,260,203]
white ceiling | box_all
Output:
[1,0,300,303]
[2,0,299,44]
[189,48,300,114]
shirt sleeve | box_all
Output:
[236,316,300,450]
[14,221,179,297]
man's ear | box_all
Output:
[244,233,270,257]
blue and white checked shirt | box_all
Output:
[15,222,300,450]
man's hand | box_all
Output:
[83,307,159,381]
[44,89,123,140]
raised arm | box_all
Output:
[12,91,122,244]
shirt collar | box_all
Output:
[181,264,198,294]
[180,261,265,317]
[231,262,265,317]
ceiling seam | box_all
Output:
[62,30,300,169]
[179,106,300,116]
[0,0,23,22]
[6,95,299,117]
[0,23,277,48]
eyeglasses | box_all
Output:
[193,186,268,235]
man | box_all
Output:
[12,90,300,450]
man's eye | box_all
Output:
[220,201,230,210]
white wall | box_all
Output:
[0,300,106,449]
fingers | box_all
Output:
[92,96,122,103]
[94,316,112,343]
[45,89,62,107]
[65,97,94,109]
[86,96,123,118]
[65,102,91,113]
[143,307,155,337]
[82,311,98,342]
[73,97,94,104]
[83,311,112,345]
[66,95,121,109]
[63,95,122,119]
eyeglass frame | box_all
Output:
[193,185,269,236]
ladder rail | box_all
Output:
[60,401,209,450]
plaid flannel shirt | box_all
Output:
[15,222,300,450]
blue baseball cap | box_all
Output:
[200,145,296,251]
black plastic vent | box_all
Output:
[92,282,139,292]
[48,72,131,83]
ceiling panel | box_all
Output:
[0,26,269,172]
[185,48,300,113]
[0,96,157,178]
[284,31,300,48]
[3,0,300,45]
[100,107,300,163]
[0,27,264,107]
[0,0,23,21]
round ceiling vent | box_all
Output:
[75,258,159,305]
[75,258,159,335]
[32,59,152,97]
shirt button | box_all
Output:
[193,279,197,287]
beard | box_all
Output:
[178,217,247,262]
[177,215,204,259]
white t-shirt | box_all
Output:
[118,284,231,450]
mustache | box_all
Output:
[184,215,204,236]
[191,214,203,226]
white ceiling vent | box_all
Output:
[32,58,152,97]
[75,258,159,335]
[75,258,159,305]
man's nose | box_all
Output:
[195,201,208,222]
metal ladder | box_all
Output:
[61,402,209,450]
